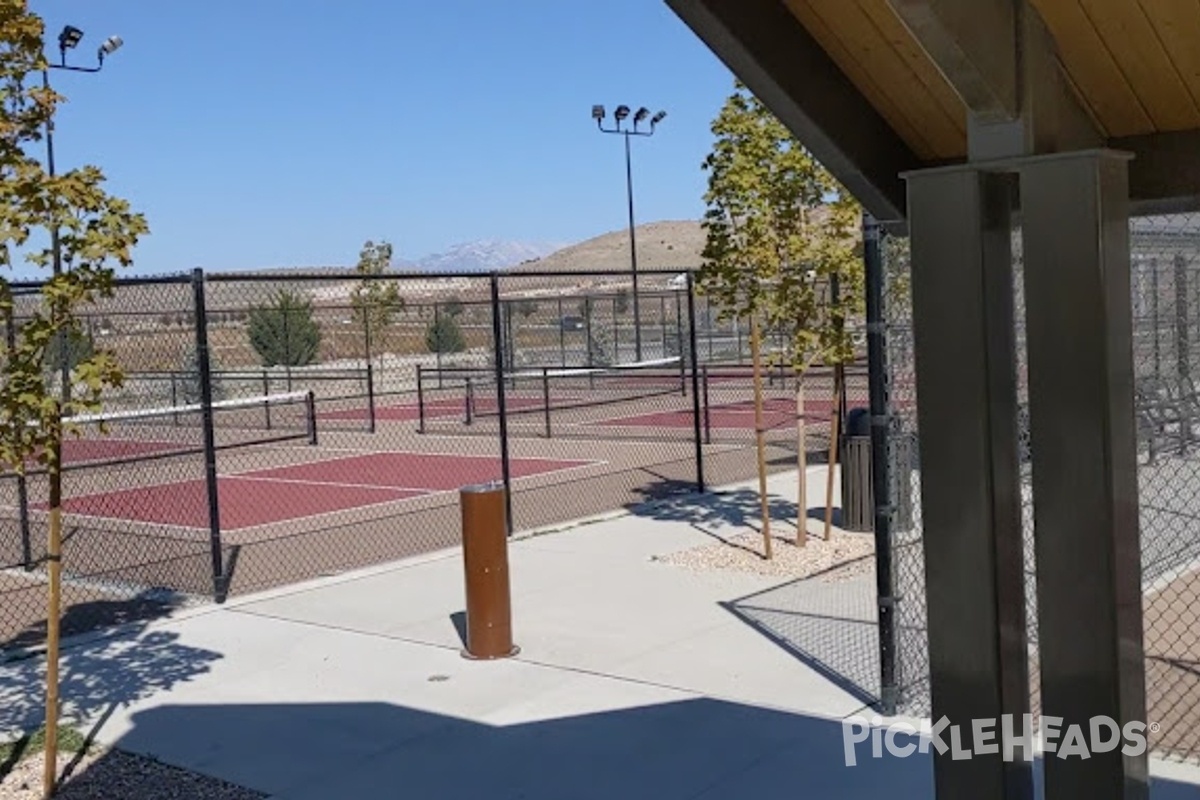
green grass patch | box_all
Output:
[0,725,88,780]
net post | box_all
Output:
[489,273,515,535]
[702,365,712,445]
[557,297,566,366]
[686,273,706,492]
[465,377,474,426]
[305,389,319,446]
[191,267,226,602]
[660,295,668,358]
[261,369,272,430]
[434,305,444,387]
[366,360,377,434]
[170,372,179,426]
[542,367,551,438]
[416,365,426,434]
[612,296,621,362]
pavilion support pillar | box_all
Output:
[1020,150,1148,799]
[905,166,1031,800]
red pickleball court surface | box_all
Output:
[53,451,595,531]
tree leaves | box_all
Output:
[0,2,149,475]
[350,239,403,340]
[697,82,863,373]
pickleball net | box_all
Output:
[13,390,320,473]
[415,356,688,436]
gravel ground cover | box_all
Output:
[1,744,265,800]
[653,527,876,582]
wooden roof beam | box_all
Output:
[888,0,1103,161]
[666,0,920,223]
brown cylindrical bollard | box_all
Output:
[460,481,519,660]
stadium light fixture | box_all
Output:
[98,36,123,64]
[591,102,669,360]
[58,25,83,53]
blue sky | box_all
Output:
[29,0,735,278]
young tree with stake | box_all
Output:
[697,81,862,549]
[350,239,403,368]
[0,6,148,794]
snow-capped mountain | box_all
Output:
[401,240,566,273]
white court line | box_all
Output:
[226,474,434,494]
[227,444,599,467]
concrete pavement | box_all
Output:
[2,469,1199,798]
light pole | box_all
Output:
[593,104,665,362]
[43,25,124,402]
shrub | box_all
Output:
[425,314,466,354]
[248,289,321,367]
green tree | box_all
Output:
[179,346,224,405]
[425,314,466,354]
[442,297,465,318]
[587,324,613,367]
[514,298,539,318]
[698,80,863,549]
[43,327,94,375]
[614,289,630,316]
[0,6,149,792]
[350,239,403,358]
[248,289,321,367]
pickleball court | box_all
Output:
[48,447,597,532]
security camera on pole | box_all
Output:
[592,104,666,363]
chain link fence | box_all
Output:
[882,213,1200,763]
[1,267,856,659]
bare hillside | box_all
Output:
[513,220,704,274]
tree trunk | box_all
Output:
[823,368,844,541]
[749,317,773,559]
[43,442,63,800]
[795,376,808,547]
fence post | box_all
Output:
[702,365,712,445]
[686,273,705,492]
[489,273,514,534]
[191,268,226,602]
[1152,257,1161,382]
[1175,253,1190,384]
[863,213,898,715]
[305,390,319,446]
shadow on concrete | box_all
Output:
[723,570,882,711]
[0,615,223,752]
[88,698,933,799]
[626,485,801,540]
[70,698,1200,799]
[1,590,191,654]
[449,611,468,649]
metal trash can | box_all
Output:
[841,409,873,532]
[840,410,917,534]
